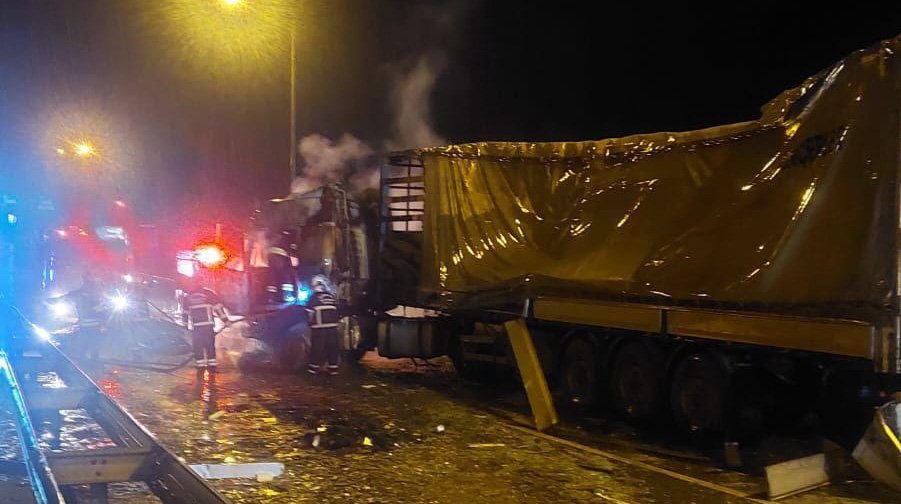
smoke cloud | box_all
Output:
[291,5,461,195]
[384,56,447,152]
[290,133,374,194]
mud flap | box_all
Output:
[853,400,901,491]
[504,319,558,431]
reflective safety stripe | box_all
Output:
[312,305,338,328]
[195,360,207,368]
[206,359,217,367]
[187,303,214,325]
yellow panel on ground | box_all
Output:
[504,319,558,431]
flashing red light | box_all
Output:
[195,244,227,268]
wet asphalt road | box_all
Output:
[1,334,897,504]
[78,351,895,504]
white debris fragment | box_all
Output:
[190,462,285,480]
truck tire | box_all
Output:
[670,350,729,441]
[561,339,600,409]
[610,340,665,424]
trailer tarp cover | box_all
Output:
[417,37,900,320]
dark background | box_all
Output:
[0,1,897,222]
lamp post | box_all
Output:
[220,0,298,181]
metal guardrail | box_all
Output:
[0,307,230,504]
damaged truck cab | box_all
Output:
[243,184,378,368]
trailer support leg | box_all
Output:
[504,319,558,431]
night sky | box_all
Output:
[0,1,897,223]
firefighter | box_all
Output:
[67,272,106,360]
[306,274,340,375]
[181,280,228,372]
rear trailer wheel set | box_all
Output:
[453,320,886,444]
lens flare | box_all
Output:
[51,302,73,318]
[195,244,227,268]
[111,293,130,312]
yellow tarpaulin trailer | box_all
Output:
[398,36,901,370]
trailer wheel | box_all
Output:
[610,341,665,424]
[670,350,728,441]
[561,339,599,408]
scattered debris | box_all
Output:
[436,424,445,433]
[361,384,378,389]
[853,399,901,492]
[190,462,285,481]
[363,437,373,447]
[208,410,227,421]
[765,454,832,499]
[593,491,630,504]
[262,417,278,424]
[468,443,506,449]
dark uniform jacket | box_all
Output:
[182,288,226,329]
[307,291,338,332]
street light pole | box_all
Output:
[290,27,297,182]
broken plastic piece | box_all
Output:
[190,462,285,480]
[208,410,227,420]
[853,400,901,491]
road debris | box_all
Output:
[189,462,285,480]
[208,410,227,421]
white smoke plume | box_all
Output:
[292,12,456,194]
[384,56,447,152]
[291,133,374,194]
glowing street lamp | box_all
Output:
[73,142,95,158]
[162,0,297,179]
[217,0,297,180]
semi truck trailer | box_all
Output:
[371,35,901,442]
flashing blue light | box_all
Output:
[6,213,16,225]
[296,284,312,305]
